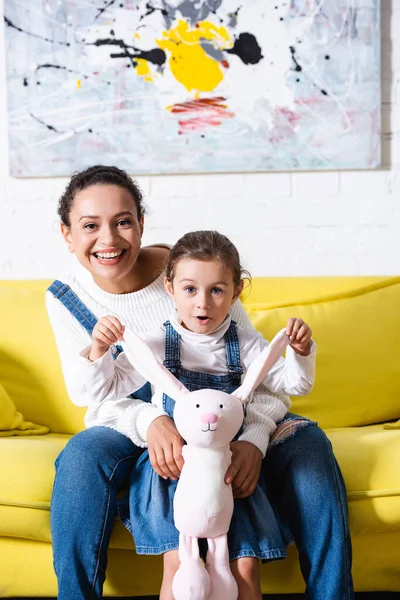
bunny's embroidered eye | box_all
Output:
[196,404,200,408]
[219,404,224,409]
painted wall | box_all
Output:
[1,0,399,279]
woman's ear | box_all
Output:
[164,277,174,298]
[231,280,244,305]
[60,223,74,254]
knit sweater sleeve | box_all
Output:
[45,291,168,446]
[237,385,290,457]
[236,327,317,456]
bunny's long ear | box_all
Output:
[232,329,289,403]
[122,328,189,403]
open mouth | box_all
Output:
[195,316,211,325]
[93,249,126,264]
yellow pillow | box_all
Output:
[0,380,49,436]
[244,278,400,429]
[384,420,400,430]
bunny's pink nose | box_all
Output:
[200,413,219,424]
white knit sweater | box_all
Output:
[46,263,316,456]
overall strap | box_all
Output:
[48,280,97,335]
[47,280,123,358]
[163,320,181,373]
[224,320,244,377]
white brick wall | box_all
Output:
[1,0,399,279]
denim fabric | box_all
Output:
[47,280,150,400]
[50,289,354,599]
[264,420,354,600]
[125,320,287,563]
[51,427,144,600]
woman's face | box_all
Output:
[61,184,144,290]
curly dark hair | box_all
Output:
[165,230,250,288]
[58,165,145,227]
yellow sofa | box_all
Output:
[1,276,400,597]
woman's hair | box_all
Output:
[58,165,145,227]
[166,230,250,288]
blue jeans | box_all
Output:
[51,425,354,600]
[50,427,144,599]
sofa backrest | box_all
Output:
[0,276,399,434]
[241,276,400,429]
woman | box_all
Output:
[47,165,354,600]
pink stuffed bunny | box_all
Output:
[123,328,289,600]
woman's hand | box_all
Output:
[89,316,125,361]
[286,317,313,356]
[147,416,185,480]
[224,441,263,499]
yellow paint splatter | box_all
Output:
[76,79,81,89]
[134,32,140,40]
[135,58,153,82]
[157,20,232,93]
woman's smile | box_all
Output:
[92,248,127,266]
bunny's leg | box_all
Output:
[205,535,238,600]
[172,534,210,600]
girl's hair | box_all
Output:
[166,230,250,288]
[58,165,145,227]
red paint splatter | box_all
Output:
[169,97,234,134]
[221,59,230,68]
[276,107,299,127]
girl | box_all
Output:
[46,165,353,600]
[82,230,316,600]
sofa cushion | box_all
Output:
[0,379,49,437]
[328,424,400,535]
[0,281,85,435]
[1,425,399,545]
[0,433,133,549]
[243,277,400,428]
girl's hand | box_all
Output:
[224,441,263,499]
[286,317,312,356]
[89,316,125,361]
[147,416,185,480]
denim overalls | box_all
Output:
[125,320,287,562]
[49,280,354,598]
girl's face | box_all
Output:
[61,184,144,292]
[164,258,243,334]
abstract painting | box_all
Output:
[4,1,381,176]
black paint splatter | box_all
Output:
[226,33,263,65]
[139,2,168,21]
[4,15,70,46]
[89,37,166,67]
[290,46,302,72]
[94,0,118,23]
[36,63,89,78]
[29,111,59,132]
[23,77,28,86]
